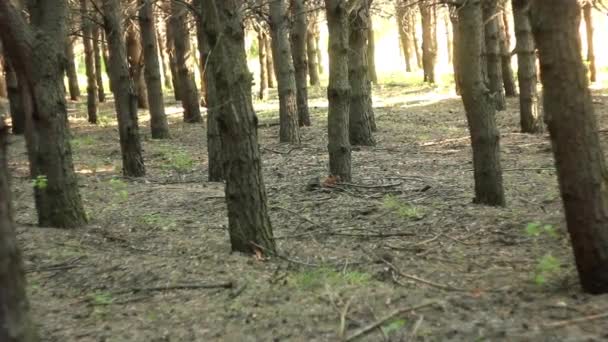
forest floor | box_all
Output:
[9,75,608,341]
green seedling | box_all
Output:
[32,175,48,190]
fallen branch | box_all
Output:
[381,258,465,292]
[337,181,403,189]
[117,282,233,294]
[542,311,608,329]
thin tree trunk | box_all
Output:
[498,1,516,97]
[102,0,146,177]
[367,13,378,85]
[93,26,106,102]
[444,10,452,64]
[457,0,505,206]
[325,0,352,182]
[349,2,375,145]
[449,7,461,95]
[482,0,506,110]
[81,0,98,123]
[531,0,608,294]
[583,3,596,83]
[291,0,311,127]
[419,1,437,83]
[0,53,5,98]
[270,0,300,143]
[395,1,412,72]
[171,0,202,123]
[126,24,149,110]
[411,9,423,69]
[0,121,37,342]
[265,34,276,88]
[64,38,80,101]
[200,0,276,255]
[100,31,113,93]
[139,0,170,139]
[3,60,25,134]
[156,26,173,90]
[512,0,541,133]
[257,28,269,100]
[306,16,321,85]
[165,18,181,101]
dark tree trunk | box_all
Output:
[482,0,506,110]
[306,16,320,86]
[257,27,269,100]
[325,0,352,182]
[498,0,516,97]
[265,35,276,88]
[0,0,89,227]
[457,0,505,206]
[419,1,437,83]
[171,0,202,123]
[92,26,106,102]
[102,0,146,177]
[81,0,98,123]
[139,0,170,139]
[449,7,461,95]
[4,60,25,135]
[348,3,375,145]
[126,24,149,110]
[367,13,378,85]
[200,0,276,255]
[64,38,81,101]
[270,0,300,143]
[512,0,541,133]
[582,3,596,83]
[291,0,311,127]
[531,0,608,294]
[156,26,173,90]
[0,121,37,342]
[395,1,412,72]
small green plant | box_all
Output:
[382,318,407,335]
[32,175,48,190]
[525,222,558,238]
[524,222,562,285]
[383,195,423,220]
[109,178,128,200]
[290,267,371,290]
[70,135,96,149]
[97,116,113,127]
[138,213,177,231]
[91,291,114,306]
[155,146,196,173]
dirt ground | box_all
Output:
[9,76,608,341]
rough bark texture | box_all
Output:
[457,0,505,206]
[498,2,516,97]
[265,36,276,88]
[92,26,106,103]
[419,1,437,83]
[0,0,88,227]
[291,0,311,127]
[270,0,301,143]
[482,0,507,111]
[306,15,320,86]
[512,0,541,133]
[4,60,25,135]
[0,53,5,98]
[0,121,37,342]
[531,0,608,294]
[126,23,149,110]
[200,0,276,255]
[348,3,375,145]
[80,0,98,123]
[171,0,202,123]
[102,0,146,177]
[449,7,461,95]
[257,28,269,100]
[395,1,412,72]
[325,0,352,182]
[139,0,169,139]
[64,38,80,101]
[582,3,596,83]
[367,13,378,85]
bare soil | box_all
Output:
[10,79,608,341]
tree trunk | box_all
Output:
[100,31,113,93]
[139,0,170,139]
[512,0,541,133]
[171,0,202,123]
[348,3,375,145]
[0,121,37,342]
[395,1,412,72]
[102,0,146,177]
[531,0,608,294]
[291,0,311,127]
[126,24,149,110]
[265,35,276,88]
[156,26,173,90]
[411,9,423,69]
[457,0,505,206]
[165,18,181,101]
[64,38,80,101]
[270,0,301,143]
[0,53,5,98]
[92,26,106,102]
[81,0,98,123]
[0,0,89,227]
[200,0,276,255]
[306,16,320,86]
[367,13,378,85]
[498,0,516,97]
[482,0,507,111]
[325,0,352,182]
[3,61,25,134]
[444,11,452,64]
[257,28,269,100]
[419,1,437,83]
[449,6,461,95]
[582,3,596,83]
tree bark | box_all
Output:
[325,0,352,182]
[3,60,25,134]
[64,38,81,101]
[0,121,37,342]
[265,35,276,88]
[0,53,5,98]
[419,1,437,83]
[270,0,301,143]
[102,0,146,177]
[348,3,375,145]
[498,0,516,97]
[530,0,608,294]
[80,0,98,123]
[291,0,311,127]
[165,18,181,101]
[306,15,321,85]
[395,1,412,72]
[257,27,269,100]
[156,26,173,90]
[139,0,170,139]
[200,0,276,255]
[100,31,113,93]
[482,0,507,110]
[512,0,541,133]
[457,0,505,206]
[582,3,596,83]
[171,0,202,123]
[92,25,106,102]
[126,23,149,110]
[0,0,89,227]
[411,9,423,69]
[449,6,461,95]
[367,12,378,85]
